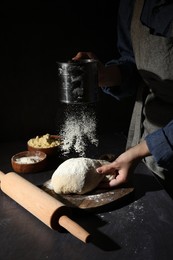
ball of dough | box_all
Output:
[50,157,110,194]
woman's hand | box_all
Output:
[72,51,122,87]
[96,140,151,188]
[72,51,98,61]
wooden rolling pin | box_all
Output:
[0,171,90,243]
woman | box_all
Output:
[73,0,173,194]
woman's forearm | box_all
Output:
[125,140,151,161]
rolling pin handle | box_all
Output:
[58,215,91,243]
[0,171,5,188]
[0,171,5,177]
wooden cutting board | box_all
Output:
[41,182,134,209]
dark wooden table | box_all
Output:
[1,133,173,260]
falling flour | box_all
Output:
[59,105,98,156]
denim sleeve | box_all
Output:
[101,58,139,101]
[101,0,139,101]
[145,120,173,170]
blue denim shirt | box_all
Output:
[102,0,138,101]
[102,0,173,170]
[145,121,173,170]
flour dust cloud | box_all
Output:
[59,105,99,156]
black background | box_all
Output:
[1,1,134,141]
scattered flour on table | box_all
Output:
[127,200,144,222]
[59,105,98,156]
